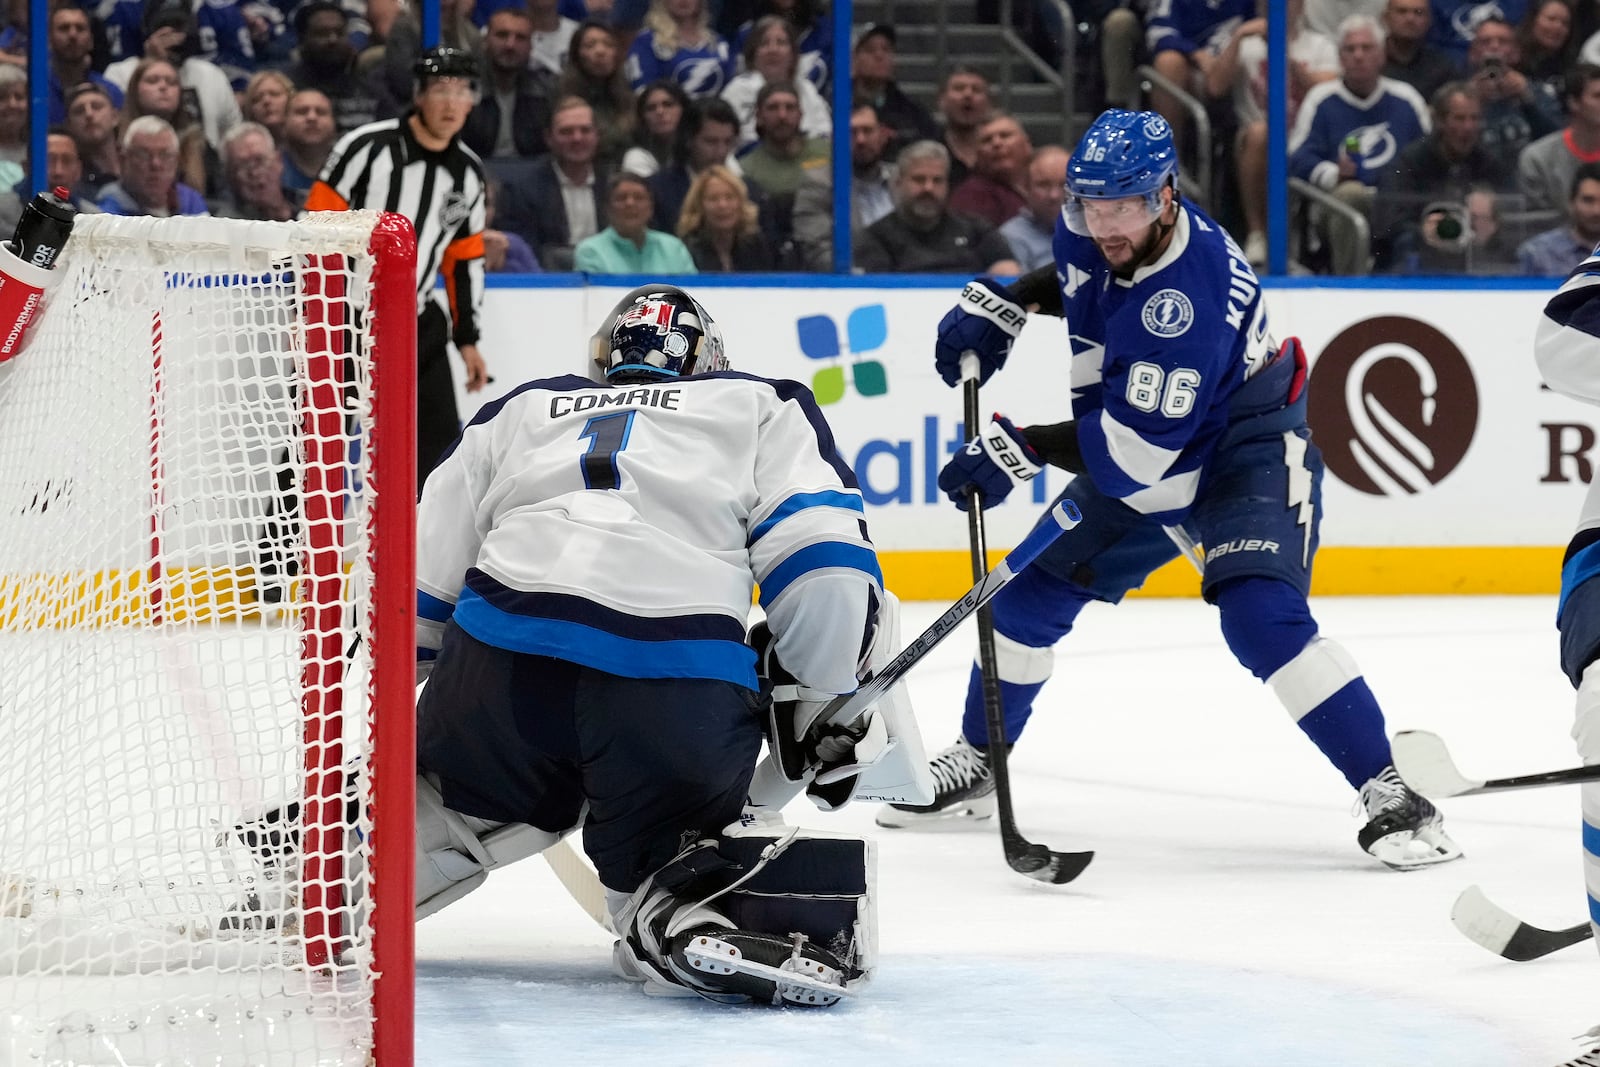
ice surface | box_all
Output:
[415,596,1600,1066]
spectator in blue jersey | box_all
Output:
[885,107,1464,874]
[1519,160,1600,272]
[1467,15,1562,161]
[719,16,830,148]
[559,22,637,166]
[1291,14,1432,273]
[102,0,242,152]
[462,9,557,160]
[1143,0,1257,156]
[575,171,699,272]
[1383,0,1462,102]
[46,3,122,125]
[97,115,209,217]
[191,0,265,91]
[1520,63,1600,212]
[625,0,733,97]
[850,23,938,157]
[283,0,378,135]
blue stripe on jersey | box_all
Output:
[1559,540,1600,618]
[452,585,757,686]
[462,569,745,642]
[1589,892,1600,927]
[1584,818,1600,857]
[418,589,455,622]
[758,542,883,607]
[749,490,865,545]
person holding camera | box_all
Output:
[1373,81,1516,271]
[1467,16,1562,165]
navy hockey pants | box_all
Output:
[417,621,766,893]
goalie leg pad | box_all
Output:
[415,773,569,920]
[608,830,875,1005]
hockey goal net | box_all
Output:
[0,211,417,1065]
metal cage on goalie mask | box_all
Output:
[1062,109,1178,237]
[592,285,729,382]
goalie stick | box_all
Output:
[1392,729,1600,797]
[1450,885,1593,961]
[954,353,1094,885]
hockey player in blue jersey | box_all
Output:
[407,284,912,1006]
[877,108,1463,870]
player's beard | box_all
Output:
[1096,214,1171,275]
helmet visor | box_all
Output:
[1063,189,1165,238]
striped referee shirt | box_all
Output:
[306,114,487,346]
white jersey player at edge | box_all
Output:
[408,284,902,1006]
[877,108,1461,871]
[1534,247,1600,1066]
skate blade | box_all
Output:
[1368,825,1464,871]
[874,793,996,829]
[679,934,851,1006]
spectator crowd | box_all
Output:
[13,0,1600,276]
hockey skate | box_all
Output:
[875,736,996,827]
[1357,765,1462,870]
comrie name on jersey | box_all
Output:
[550,386,684,418]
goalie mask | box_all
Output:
[592,285,729,383]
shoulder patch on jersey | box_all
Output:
[1140,289,1194,338]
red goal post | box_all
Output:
[0,211,417,1065]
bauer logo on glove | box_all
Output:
[938,413,1042,510]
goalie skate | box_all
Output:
[1357,765,1462,870]
[671,928,851,1007]
[875,736,996,827]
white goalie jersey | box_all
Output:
[416,371,883,697]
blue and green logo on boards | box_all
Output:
[796,305,888,404]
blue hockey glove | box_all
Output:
[937,414,1042,511]
[933,278,1027,387]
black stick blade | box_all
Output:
[1006,841,1095,884]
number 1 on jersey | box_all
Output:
[578,410,635,489]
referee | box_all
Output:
[306,46,492,491]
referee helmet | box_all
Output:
[413,46,481,90]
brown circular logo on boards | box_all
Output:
[1306,316,1478,496]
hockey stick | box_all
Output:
[958,354,1095,885]
[1392,729,1600,796]
[1450,884,1593,961]
[540,492,1089,929]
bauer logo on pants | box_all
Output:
[1307,315,1478,496]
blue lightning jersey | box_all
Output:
[1051,201,1297,524]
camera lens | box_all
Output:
[1436,214,1463,241]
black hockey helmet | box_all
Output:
[413,46,480,90]
[591,285,728,383]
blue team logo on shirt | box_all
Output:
[675,56,728,96]
[1141,289,1194,337]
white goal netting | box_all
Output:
[0,212,415,1066]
